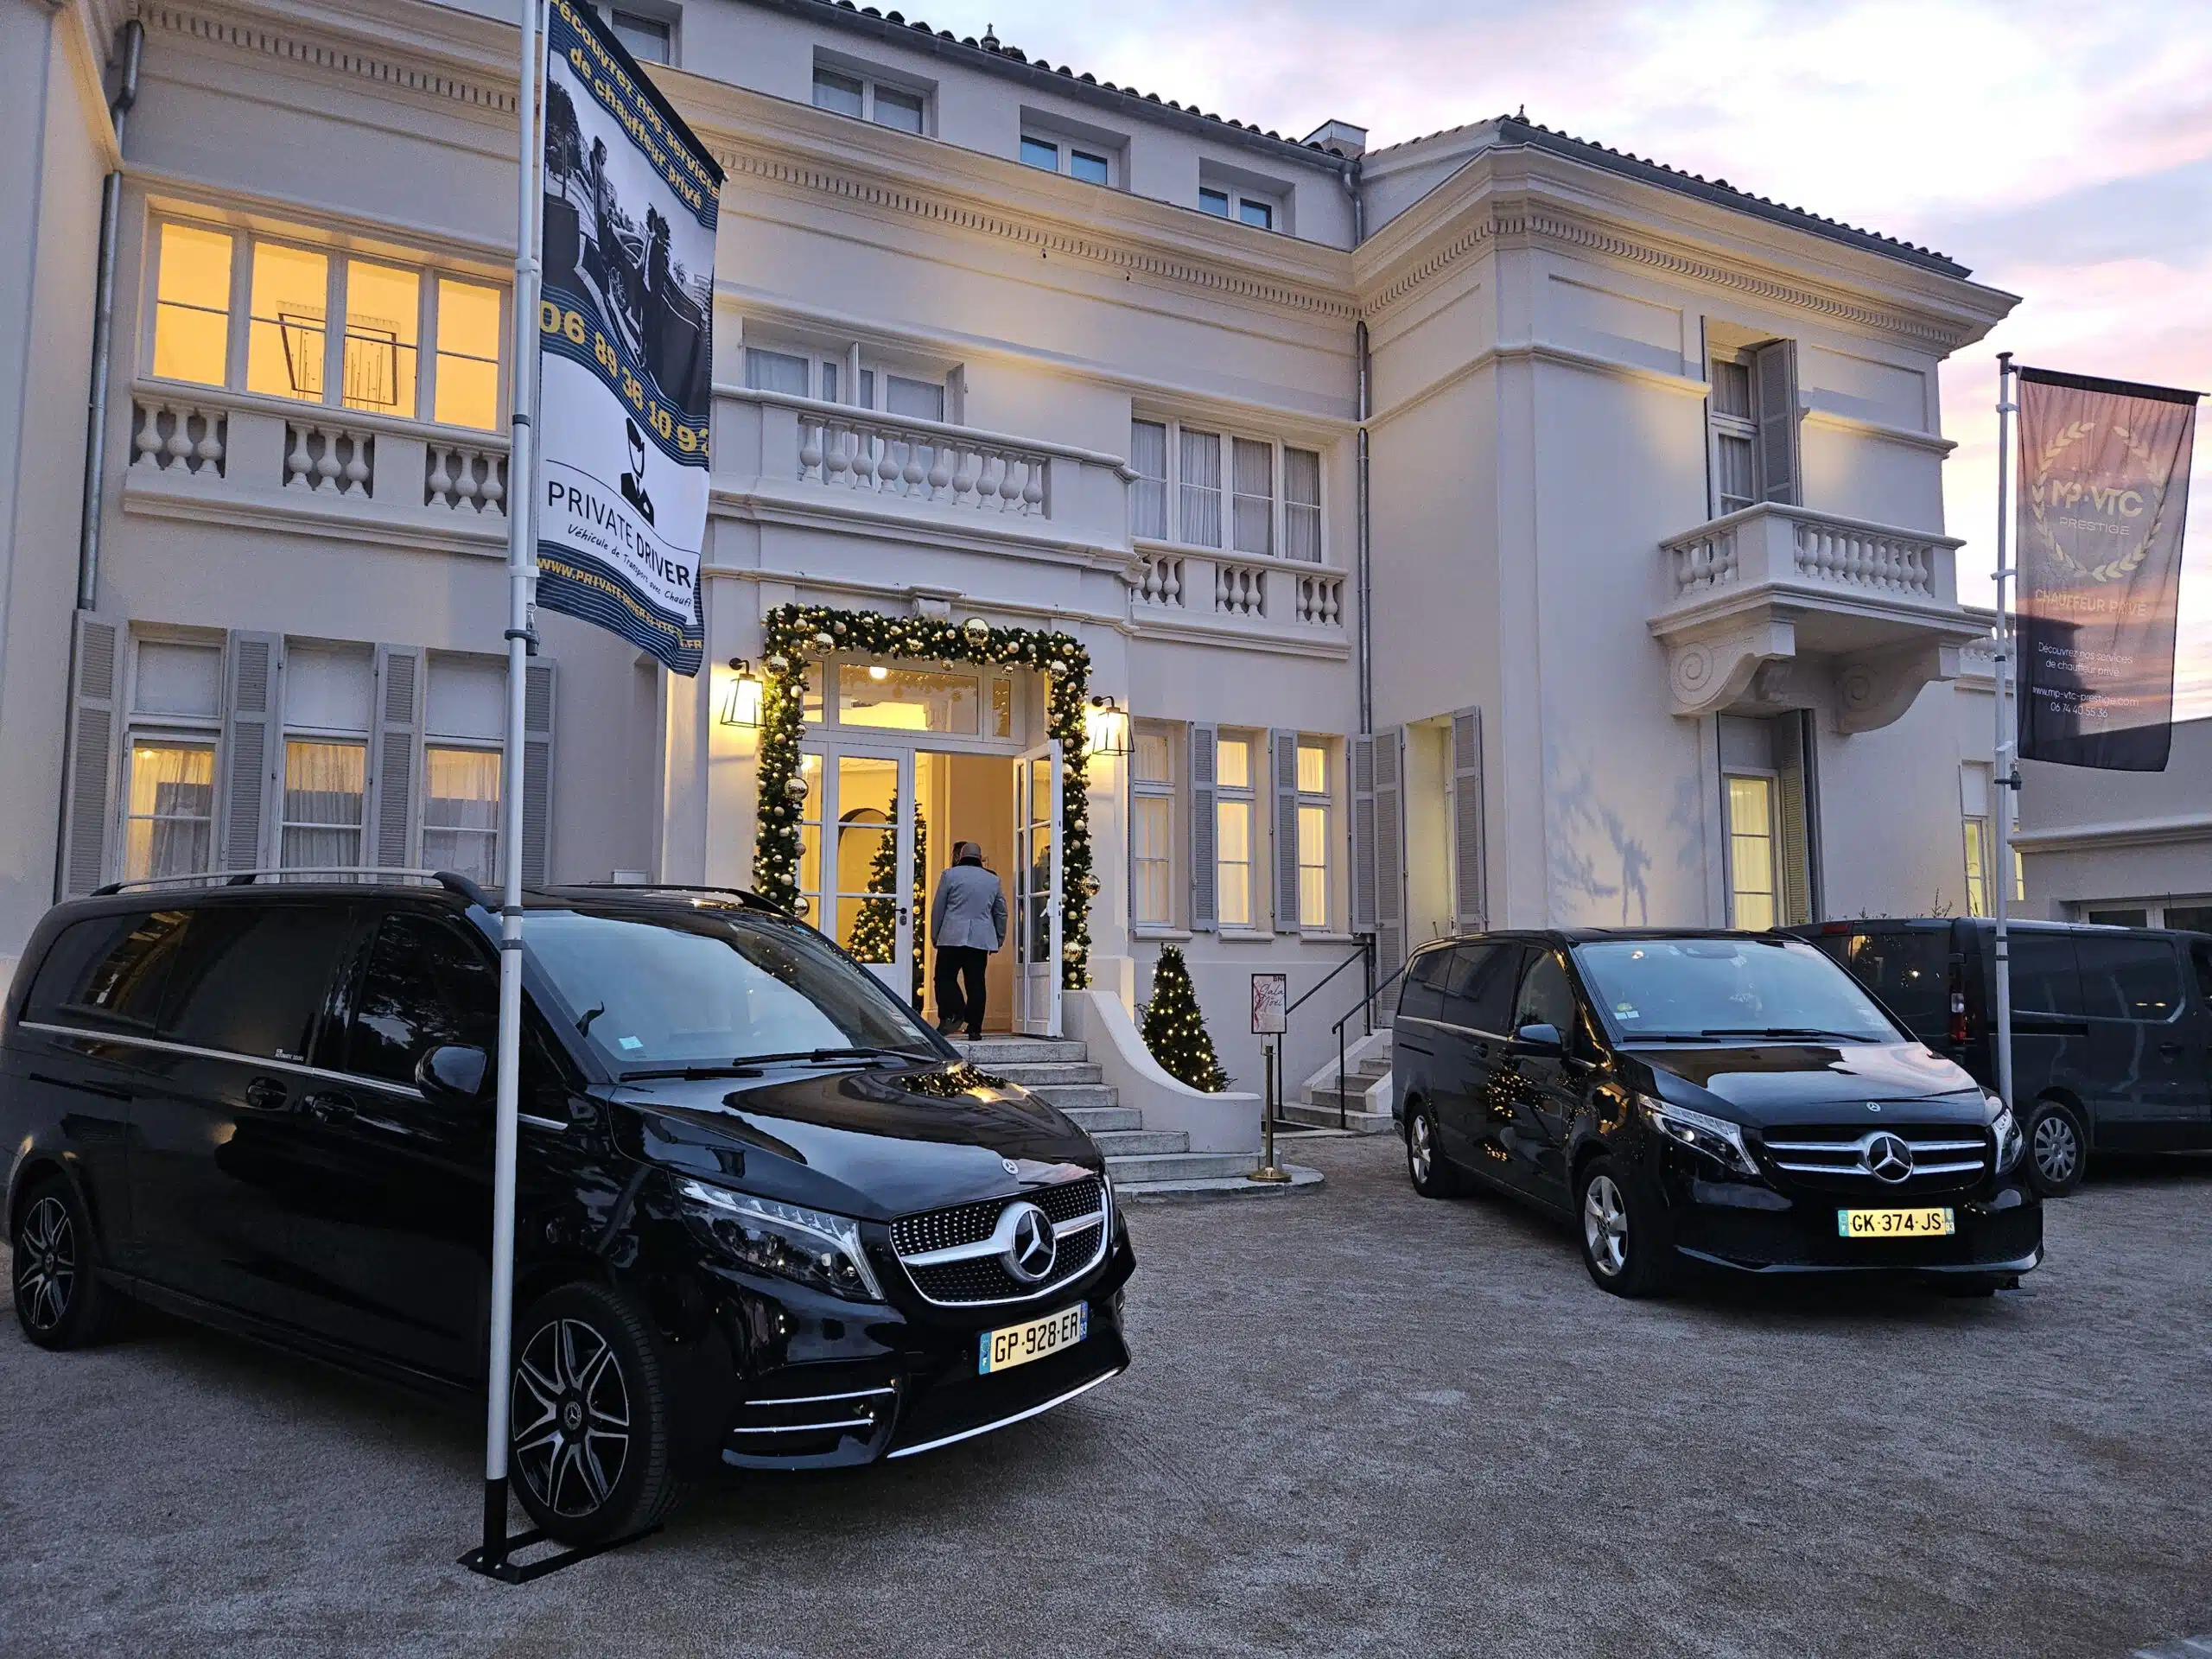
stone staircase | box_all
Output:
[1282,1046,1398,1135]
[954,1036,1262,1190]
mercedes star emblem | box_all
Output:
[1864,1132,1914,1184]
[1001,1157,1020,1175]
[1002,1201,1057,1282]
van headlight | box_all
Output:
[677,1179,885,1302]
[1639,1095,1760,1178]
[1988,1099,2024,1173]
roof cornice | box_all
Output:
[1355,145,2017,353]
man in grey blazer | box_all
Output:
[929,841,1007,1038]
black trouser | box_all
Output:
[933,946,989,1036]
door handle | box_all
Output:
[2158,1040,2184,1058]
[305,1091,358,1125]
[244,1077,289,1109]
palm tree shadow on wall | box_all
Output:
[1546,746,1703,927]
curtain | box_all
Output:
[1284,447,1322,562]
[1129,420,1168,541]
[423,746,501,885]
[281,739,365,869]
[125,742,215,880]
[1231,437,1273,556]
[1179,428,1222,547]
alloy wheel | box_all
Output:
[15,1196,77,1335]
[2032,1113,2080,1187]
[1583,1174,1629,1278]
[512,1317,633,1518]
[1408,1114,1434,1185]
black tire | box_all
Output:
[1575,1155,1675,1298]
[1405,1101,1467,1198]
[509,1281,684,1547]
[11,1174,113,1351]
[2024,1097,2087,1198]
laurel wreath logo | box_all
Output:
[2026,417,2166,583]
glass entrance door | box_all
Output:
[1013,741,1062,1035]
[826,747,918,1007]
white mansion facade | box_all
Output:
[1,0,2018,1089]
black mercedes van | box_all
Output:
[3,874,1132,1544]
[1790,918,2212,1196]
[1392,930,2040,1297]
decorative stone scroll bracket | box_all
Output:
[1834,641,1961,734]
[1662,620,1796,716]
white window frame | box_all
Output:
[1130,415,1325,563]
[1295,737,1335,932]
[810,57,932,137]
[1215,730,1260,931]
[420,741,503,887]
[740,327,957,421]
[1709,352,1759,517]
[1129,719,1181,932]
[603,4,675,64]
[1722,769,1780,931]
[1020,131,1118,188]
[142,217,511,433]
[118,632,226,884]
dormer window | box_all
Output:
[607,10,671,64]
[812,60,931,136]
[1020,119,1121,187]
[1198,181,1283,231]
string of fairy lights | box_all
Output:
[749,603,1096,990]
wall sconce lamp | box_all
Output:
[721,658,765,728]
[1085,695,1133,758]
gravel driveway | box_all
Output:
[4,1135,2209,1657]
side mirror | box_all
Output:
[1511,1021,1565,1058]
[416,1043,490,1102]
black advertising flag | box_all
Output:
[535,0,723,676]
[2015,366,2200,771]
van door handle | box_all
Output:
[244,1077,288,1109]
[305,1091,358,1125]
[2158,1040,2184,1058]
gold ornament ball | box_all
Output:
[765,652,791,676]
[783,774,810,800]
[963,616,991,641]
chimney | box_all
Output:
[1301,119,1368,160]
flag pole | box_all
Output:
[480,0,543,1572]
[1991,350,2017,1112]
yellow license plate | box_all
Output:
[979,1303,1087,1375]
[1837,1207,1955,1239]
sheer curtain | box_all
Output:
[1128,419,1168,541]
[280,740,365,868]
[423,747,501,884]
[125,741,215,880]
[1231,437,1273,556]
[1284,447,1322,563]
[1179,428,1222,547]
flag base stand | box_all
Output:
[460,1479,662,1584]
[1247,1166,1292,1185]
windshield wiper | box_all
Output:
[618,1046,933,1084]
[617,1064,766,1083]
[1616,1032,1726,1044]
[1693,1027,1874,1042]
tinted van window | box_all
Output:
[2009,933,2083,1016]
[23,910,191,1031]
[347,911,498,1085]
[2194,942,2212,1005]
[1443,944,1519,1034]
[162,903,353,1062]
[1513,950,1577,1033]
[2076,934,2183,1022]
[1837,930,1949,1027]
[1398,947,1451,1021]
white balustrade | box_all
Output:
[284,421,375,498]
[1662,505,1948,604]
[1295,573,1344,626]
[1666,524,1738,594]
[797,410,1049,517]
[1794,520,1934,596]
[424,442,508,515]
[130,397,227,478]
[1215,560,1268,618]
[1135,553,1185,608]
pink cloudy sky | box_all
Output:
[916,0,2212,715]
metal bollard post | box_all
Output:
[1249,1039,1289,1183]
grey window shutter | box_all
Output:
[1189,723,1217,931]
[60,613,124,897]
[1776,710,1816,926]
[1351,734,1377,935]
[520,659,556,886]
[1450,708,1486,932]
[1753,339,1800,505]
[220,630,284,872]
[369,645,423,868]
[1373,727,1405,988]
[1271,728,1301,935]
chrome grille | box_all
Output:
[1760,1124,1990,1192]
[890,1176,1109,1307]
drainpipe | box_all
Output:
[75,18,143,613]
[1339,156,1372,734]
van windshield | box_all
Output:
[1573,937,1901,1044]
[524,909,939,1071]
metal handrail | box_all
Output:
[1286,939,1371,1017]
[1328,950,1408,1131]
[91,867,493,907]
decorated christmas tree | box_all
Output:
[847,802,926,1006]
[1141,945,1229,1092]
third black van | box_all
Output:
[1791,918,2212,1195]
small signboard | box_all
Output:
[1250,973,1287,1035]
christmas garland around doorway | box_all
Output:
[751,603,1094,990]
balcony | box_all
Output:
[1649,503,1982,733]
[711,389,1136,568]
[122,382,510,553]
[1128,544,1349,654]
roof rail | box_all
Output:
[88,867,495,909]
[565,881,786,913]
